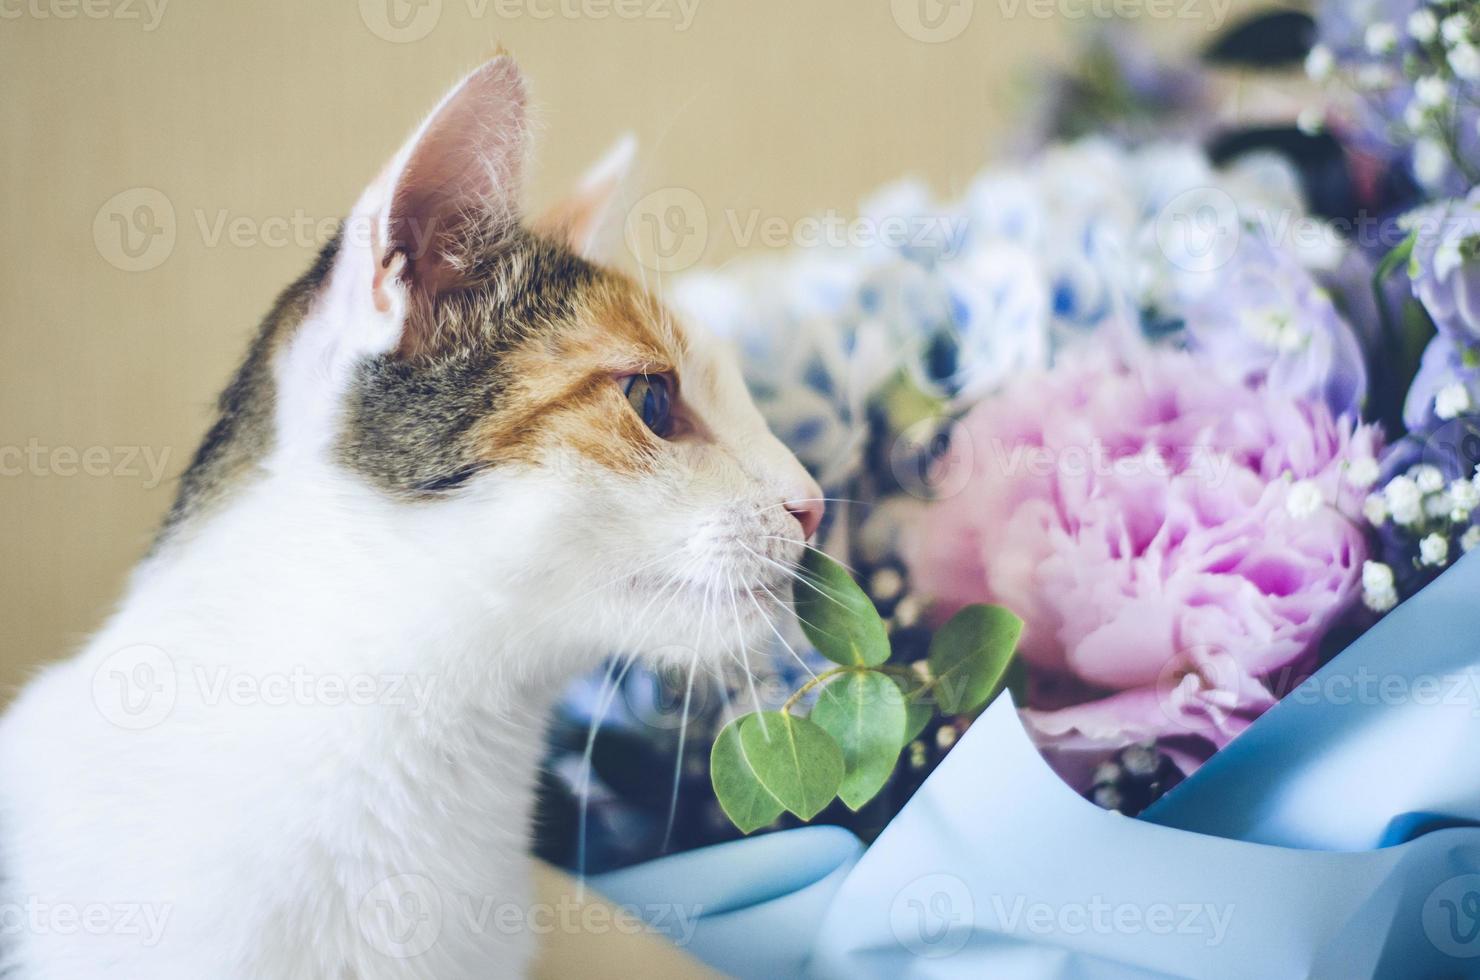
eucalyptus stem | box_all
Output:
[780,666,849,714]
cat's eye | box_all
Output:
[622,373,674,437]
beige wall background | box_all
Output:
[0,1,1263,696]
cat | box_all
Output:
[0,55,822,979]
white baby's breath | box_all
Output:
[1426,491,1455,519]
[1436,382,1473,420]
[1463,524,1480,553]
[1366,22,1399,54]
[1385,474,1424,525]
[1286,479,1324,518]
[1416,75,1452,107]
[1421,532,1451,566]
[1363,559,1396,593]
[1362,560,1399,612]
[1410,8,1439,43]
[1442,13,1470,46]
[1415,138,1451,188]
[1346,456,1380,488]
[1450,43,1480,82]
[1305,44,1335,81]
[1414,464,1447,494]
[1450,478,1480,516]
[1364,492,1390,525]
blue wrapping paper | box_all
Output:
[594,553,1480,978]
[1142,550,1480,851]
[590,825,863,979]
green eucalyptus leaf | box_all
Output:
[810,671,906,810]
[928,604,1023,715]
[738,711,843,820]
[893,670,935,747]
[794,550,889,668]
[710,716,784,834]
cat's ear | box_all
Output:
[533,133,636,261]
[336,56,529,358]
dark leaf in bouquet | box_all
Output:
[892,670,934,747]
[928,604,1023,715]
[710,717,784,834]
[1208,128,1355,223]
[738,711,844,820]
[795,549,890,668]
[1201,11,1315,68]
[811,671,906,810]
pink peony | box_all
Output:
[906,339,1381,785]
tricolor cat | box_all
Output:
[0,55,821,978]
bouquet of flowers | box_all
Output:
[537,1,1480,882]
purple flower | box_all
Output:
[1313,0,1480,193]
[1404,333,1480,428]
[906,339,1381,787]
[1175,235,1369,419]
[1408,189,1480,347]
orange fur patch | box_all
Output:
[472,268,690,474]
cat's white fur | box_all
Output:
[0,59,820,978]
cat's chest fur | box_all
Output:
[0,475,570,979]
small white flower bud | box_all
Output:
[1363,560,1396,593]
[1410,8,1439,43]
[1346,456,1380,488]
[1436,382,1473,420]
[1286,479,1324,518]
[1421,532,1451,566]
[1306,44,1335,81]
[1366,22,1399,54]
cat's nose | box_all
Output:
[783,497,824,541]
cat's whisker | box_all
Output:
[660,647,698,855]
[504,547,683,650]
[574,552,699,894]
[742,547,855,614]
[746,588,819,686]
[750,575,834,643]
[759,536,863,573]
[723,567,772,740]
[574,646,642,899]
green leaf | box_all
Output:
[794,549,889,668]
[1375,227,1416,285]
[892,670,934,747]
[710,716,785,834]
[739,711,844,820]
[928,604,1023,715]
[810,671,905,810]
